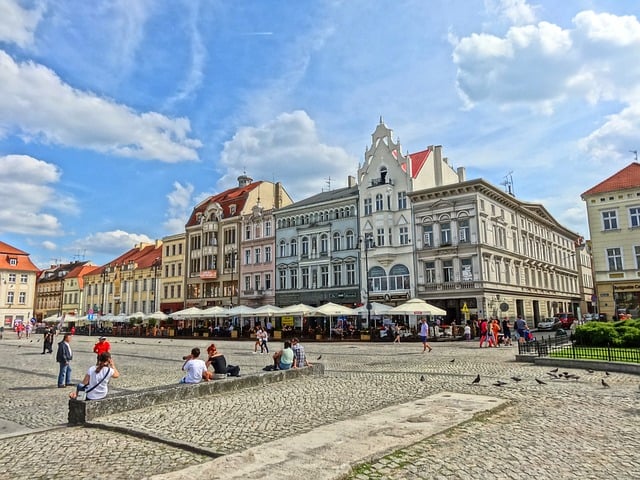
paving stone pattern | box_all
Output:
[1,335,639,479]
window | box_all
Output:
[244,249,251,265]
[19,292,26,304]
[399,226,409,245]
[265,221,272,236]
[346,263,355,285]
[265,246,272,262]
[9,258,16,266]
[301,268,309,289]
[346,231,355,249]
[364,198,372,215]
[333,232,341,251]
[254,274,261,290]
[458,219,470,243]
[301,237,309,256]
[244,224,251,240]
[424,262,436,283]
[460,258,473,281]
[388,264,410,290]
[602,210,618,230]
[630,207,640,228]
[423,225,433,247]
[376,228,385,247]
[321,266,329,287]
[441,222,451,245]
[333,264,342,286]
[320,234,328,254]
[375,194,384,211]
[7,291,14,304]
[279,269,287,289]
[290,239,297,256]
[254,248,261,264]
[370,266,387,291]
[8,273,16,283]
[442,260,454,282]
[20,274,28,283]
[279,240,286,257]
[606,247,623,271]
[244,275,251,291]
[265,273,272,290]
[397,191,407,209]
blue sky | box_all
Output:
[1,0,640,269]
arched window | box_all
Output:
[301,237,309,256]
[375,194,384,211]
[389,264,410,290]
[380,166,388,183]
[279,240,286,257]
[333,232,341,251]
[290,239,297,256]
[320,234,328,254]
[369,266,387,291]
[345,230,355,249]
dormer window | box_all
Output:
[230,204,237,215]
[8,258,17,266]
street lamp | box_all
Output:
[151,257,161,313]
[359,234,375,330]
[100,267,109,315]
[229,249,237,307]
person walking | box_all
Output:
[42,328,54,354]
[419,318,433,353]
[260,327,269,354]
[56,334,73,388]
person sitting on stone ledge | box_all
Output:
[291,337,311,368]
[272,340,294,370]
[206,343,227,376]
[180,347,211,383]
[69,352,119,400]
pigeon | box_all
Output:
[566,374,580,380]
[535,378,546,385]
[601,379,610,388]
[471,374,481,385]
[317,355,322,360]
[546,372,559,379]
[493,381,507,387]
[549,368,558,373]
[450,359,455,363]
[605,371,610,376]
[510,376,522,382]
[420,375,425,382]
[587,369,594,374]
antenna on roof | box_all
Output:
[500,171,515,196]
[631,150,638,162]
[72,250,86,262]
[325,176,332,192]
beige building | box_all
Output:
[60,262,96,321]
[160,233,186,314]
[184,174,292,308]
[34,261,90,321]
[0,241,39,328]
[581,162,640,319]
[410,178,587,326]
[83,242,163,316]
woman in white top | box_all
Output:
[70,352,119,400]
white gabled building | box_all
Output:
[357,119,465,306]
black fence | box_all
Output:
[518,335,640,364]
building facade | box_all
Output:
[0,241,39,328]
[357,119,466,306]
[274,183,360,307]
[34,261,88,321]
[160,233,186,314]
[184,175,292,308]
[410,178,586,325]
[582,162,640,319]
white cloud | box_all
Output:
[578,104,640,162]
[0,0,45,48]
[218,111,357,201]
[485,0,537,26]
[41,240,56,250]
[0,154,68,235]
[0,50,202,162]
[70,230,153,256]
[164,181,195,234]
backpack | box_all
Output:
[226,365,241,377]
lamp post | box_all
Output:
[100,267,109,315]
[360,235,375,330]
[151,257,161,313]
[229,249,236,308]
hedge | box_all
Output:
[573,319,640,347]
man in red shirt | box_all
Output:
[93,336,111,359]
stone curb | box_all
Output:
[68,363,325,424]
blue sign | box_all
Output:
[87,313,95,321]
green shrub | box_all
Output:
[618,326,640,348]
[574,319,640,347]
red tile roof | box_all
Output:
[582,162,640,197]
[0,241,39,272]
[403,148,431,179]
[186,181,262,227]
[99,244,162,272]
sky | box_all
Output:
[1,0,640,269]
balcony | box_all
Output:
[370,177,394,187]
[418,281,480,292]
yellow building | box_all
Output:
[160,233,186,314]
[581,162,640,319]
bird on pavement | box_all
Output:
[450,359,455,363]
[510,376,522,382]
[605,371,610,376]
[549,368,558,373]
[493,381,508,387]
[471,374,481,385]
[317,355,322,360]
[587,369,594,374]
[420,375,425,382]
[546,372,559,379]
[601,379,610,388]
[535,378,546,385]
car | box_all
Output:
[554,313,575,329]
[537,317,561,331]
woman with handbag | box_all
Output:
[70,352,119,400]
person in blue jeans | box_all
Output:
[272,341,294,370]
[56,334,73,387]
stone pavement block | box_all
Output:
[148,392,508,480]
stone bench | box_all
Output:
[68,363,324,425]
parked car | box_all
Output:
[537,317,561,331]
[554,313,575,329]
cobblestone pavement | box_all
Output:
[1,334,639,479]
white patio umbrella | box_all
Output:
[389,298,447,316]
[146,311,169,321]
[43,314,62,323]
[353,302,393,316]
[227,305,256,335]
[253,304,284,316]
[171,307,205,318]
[312,302,357,339]
[280,303,315,316]
[201,306,228,317]
[127,311,146,320]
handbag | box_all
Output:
[76,367,110,401]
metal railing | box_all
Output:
[518,335,640,363]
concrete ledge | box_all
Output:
[69,364,324,425]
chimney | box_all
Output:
[274,182,282,209]
[348,175,356,188]
[433,145,443,186]
[457,166,466,182]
